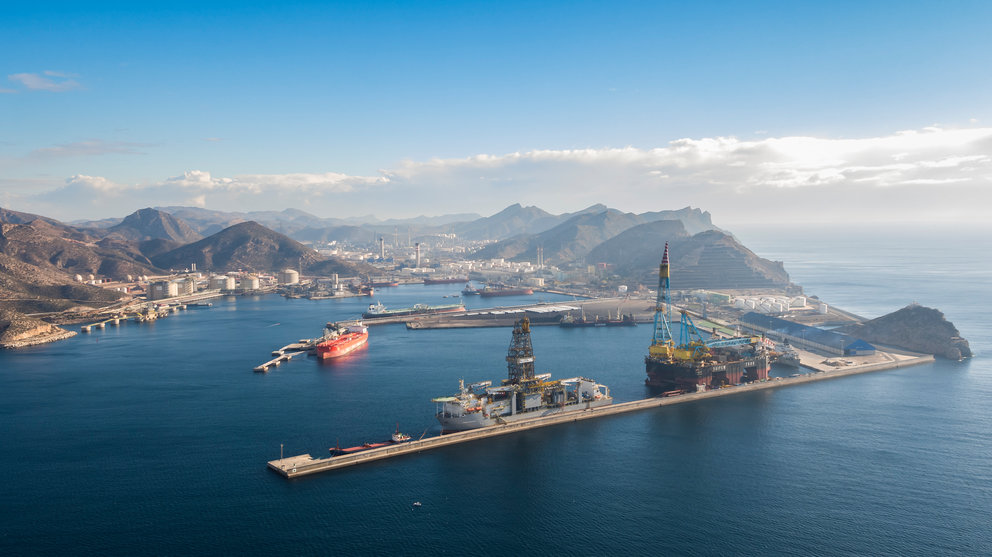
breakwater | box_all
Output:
[268,351,934,479]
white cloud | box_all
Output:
[65,174,123,193]
[8,71,81,92]
[161,170,387,194]
[8,125,992,224]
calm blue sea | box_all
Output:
[1,226,989,556]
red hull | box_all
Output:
[317,331,369,360]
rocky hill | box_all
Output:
[587,221,791,289]
[0,250,123,314]
[0,207,64,226]
[151,221,371,275]
[838,304,972,360]
[451,204,561,242]
[0,220,161,279]
[105,208,202,243]
[468,207,720,266]
[0,308,75,349]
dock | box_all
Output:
[375,298,654,329]
[254,340,316,372]
[268,350,934,479]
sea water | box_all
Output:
[1,226,989,555]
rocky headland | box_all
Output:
[839,304,972,360]
[0,308,76,349]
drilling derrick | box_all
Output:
[645,243,770,391]
[649,243,675,360]
[506,317,535,384]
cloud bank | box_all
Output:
[10,126,992,224]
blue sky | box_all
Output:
[2,1,991,224]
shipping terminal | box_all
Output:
[267,245,935,479]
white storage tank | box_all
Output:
[243,276,260,290]
[618,285,628,294]
[279,269,300,285]
[818,302,829,314]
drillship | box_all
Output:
[645,243,769,392]
[432,317,612,432]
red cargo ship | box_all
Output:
[316,323,369,360]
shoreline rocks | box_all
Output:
[0,309,77,349]
[839,304,972,360]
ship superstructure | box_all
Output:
[645,243,769,391]
[433,317,612,432]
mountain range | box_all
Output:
[68,203,718,246]
[1,202,793,322]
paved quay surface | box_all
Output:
[268,350,934,479]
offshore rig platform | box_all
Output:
[433,317,612,432]
[645,243,770,392]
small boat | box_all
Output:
[412,502,422,507]
[391,423,411,443]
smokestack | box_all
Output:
[415,242,421,268]
[379,237,385,260]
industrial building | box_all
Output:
[739,312,875,356]
[148,280,179,300]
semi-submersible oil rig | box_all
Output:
[645,243,770,393]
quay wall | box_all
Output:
[268,353,935,479]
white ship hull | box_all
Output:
[437,396,613,432]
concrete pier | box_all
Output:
[255,344,312,372]
[268,351,934,479]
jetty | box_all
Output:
[254,340,317,372]
[268,350,933,479]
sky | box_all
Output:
[2,1,991,226]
